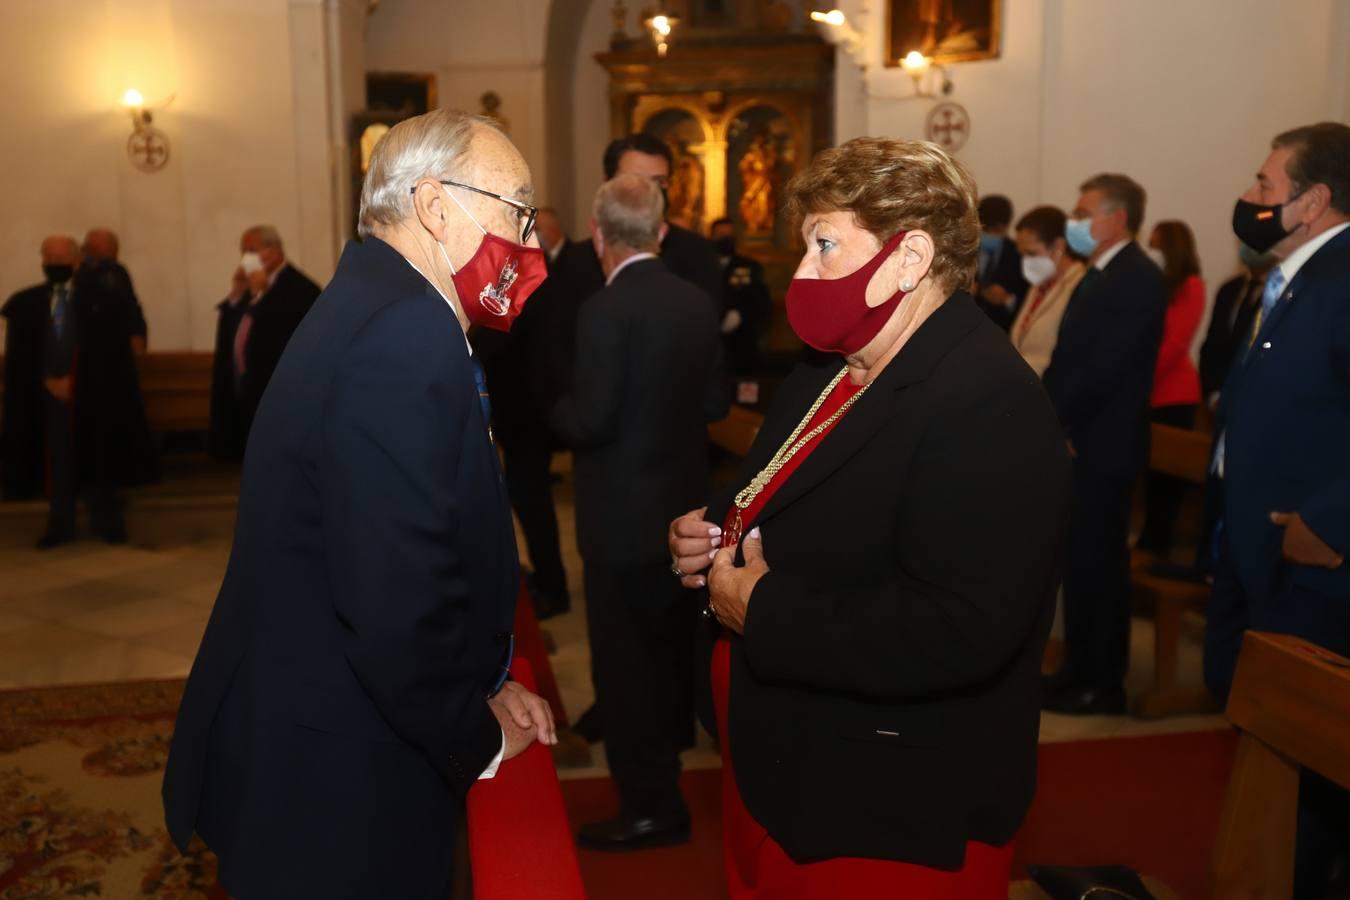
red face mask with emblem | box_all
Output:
[439,189,547,332]
[784,230,911,355]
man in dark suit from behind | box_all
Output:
[536,206,567,272]
[82,228,148,355]
[534,132,725,740]
[162,109,557,899]
[1,235,154,546]
[553,173,728,850]
[974,194,1030,331]
[1041,173,1167,715]
[1198,244,1275,412]
[709,216,772,374]
[1204,122,1350,900]
[208,226,321,460]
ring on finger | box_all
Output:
[670,560,685,578]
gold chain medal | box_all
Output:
[727,366,870,547]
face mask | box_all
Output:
[979,233,1002,256]
[1231,195,1301,254]
[240,252,265,276]
[43,264,74,284]
[1146,247,1167,270]
[438,188,547,333]
[1021,254,1057,287]
[1065,218,1098,257]
[1237,242,1277,271]
[714,237,736,257]
[785,231,911,355]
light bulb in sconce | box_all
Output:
[650,14,671,35]
[901,51,931,77]
[642,10,678,56]
[121,88,145,109]
[810,8,866,66]
[810,9,846,26]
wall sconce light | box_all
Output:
[811,9,866,67]
[121,88,171,173]
[898,50,953,99]
[642,10,678,57]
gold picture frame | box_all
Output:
[886,0,1003,67]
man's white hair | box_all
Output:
[358,109,502,238]
[593,174,664,250]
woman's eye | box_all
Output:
[816,238,833,253]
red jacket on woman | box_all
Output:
[1151,274,1205,408]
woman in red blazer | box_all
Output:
[1137,219,1205,555]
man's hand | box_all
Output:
[980,283,1011,307]
[44,376,73,403]
[669,506,721,589]
[229,265,248,301]
[707,527,769,635]
[487,681,558,761]
[1271,511,1344,570]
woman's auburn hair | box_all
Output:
[784,137,982,292]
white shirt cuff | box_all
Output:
[477,728,505,780]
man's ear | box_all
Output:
[658,222,669,245]
[412,179,450,243]
[590,219,604,258]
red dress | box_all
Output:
[715,374,1013,900]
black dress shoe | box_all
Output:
[577,811,690,852]
[1043,683,1127,716]
[573,703,604,743]
[36,531,74,550]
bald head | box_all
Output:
[42,236,80,267]
[83,228,120,262]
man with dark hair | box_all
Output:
[208,226,321,460]
[973,194,1029,330]
[1,236,154,546]
[1205,121,1350,900]
[1041,172,1167,715]
[709,217,771,374]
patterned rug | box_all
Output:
[0,679,226,900]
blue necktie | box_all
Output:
[52,284,69,339]
[1250,267,1286,347]
[470,356,493,440]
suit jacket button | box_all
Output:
[1262,341,1272,349]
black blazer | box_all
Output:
[208,263,321,459]
[0,276,155,499]
[164,237,517,899]
[1216,226,1350,607]
[705,293,1071,868]
[975,236,1030,331]
[1199,272,1263,401]
[553,257,727,566]
[1042,241,1167,476]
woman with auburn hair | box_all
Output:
[668,137,1071,898]
[1137,219,1205,555]
[1010,205,1087,377]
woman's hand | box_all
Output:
[669,506,722,589]
[708,528,769,635]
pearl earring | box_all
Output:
[901,280,914,292]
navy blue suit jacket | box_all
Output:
[1217,225,1350,604]
[162,236,518,899]
[1043,241,1168,477]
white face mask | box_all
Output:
[1021,254,1057,286]
[240,252,265,276]
[1146,247,1166,270]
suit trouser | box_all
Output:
[44,395,122,538]
[1204,550,1350,898]
[584,560,695,816]
[501,437,569,604]
[1060,462,1135,691]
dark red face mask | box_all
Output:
[785,230,910,355]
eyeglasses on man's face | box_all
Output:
[412,179,538,244]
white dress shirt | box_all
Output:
[1093,238,1132,271]
[605,251,658,286]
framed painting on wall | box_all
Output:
[886,0,1002,66]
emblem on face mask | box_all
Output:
[479,258,519,316]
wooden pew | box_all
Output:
[1131,423,1220,719]
[1212,632,1350,899]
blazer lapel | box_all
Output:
[751,294,983,528]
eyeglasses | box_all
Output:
[413,179,538,244]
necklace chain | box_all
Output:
[733,366,869,513]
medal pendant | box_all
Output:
[726,510,744,548]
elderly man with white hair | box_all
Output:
[552,173,727,850]
[163,109,557,899]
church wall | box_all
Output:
[0,0,355,352]
[566,0,616,237]
[836,0,1347,351]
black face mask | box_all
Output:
[714,237,736,257]
[43,264,74,284]
[1231,194,1301,253]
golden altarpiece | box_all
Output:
[598,1,834,352]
